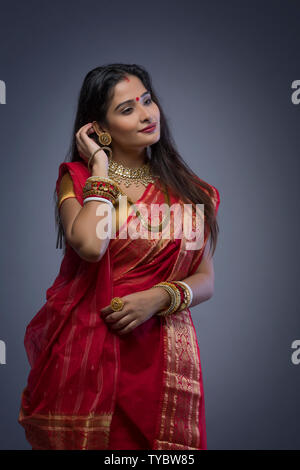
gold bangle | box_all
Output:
[84,177,122,197]
[161,282,182,314]
[153,282,181,316]
[83,178,121,205]
[86,176,121,189]
[88,148,103,173]
[153,285,176,316]
[172,281,191,310]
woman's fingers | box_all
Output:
[80,130,93,144]
[76,123,100,161]
[101,298,127,317]
[110,315,133,330]
[102,307,126,320]
[117,319,139,335]
[76,123,94,140]
[105,310,128,323]
[100,305,114,316]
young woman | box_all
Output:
[18,63,220,450]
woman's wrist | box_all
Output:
[149,286,170,313]
[91,163,108,178]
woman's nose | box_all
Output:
[139,105,151,121]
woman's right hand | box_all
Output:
[76,122,109,175]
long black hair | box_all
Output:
[54,63,219,256]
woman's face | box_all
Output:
[103,74,160,151]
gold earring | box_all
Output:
[93,121,112,146]
[98,131,112,146]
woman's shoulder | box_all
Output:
[58,172,74,194]
[56,159,89,206]
[57,173,76,210]
[194,175,220,215]
[57,160,89,180]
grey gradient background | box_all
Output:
[0,0,299,450]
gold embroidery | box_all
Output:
[18,405,112,450]
[153,309,202,450]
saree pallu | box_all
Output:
[18,160,220,450]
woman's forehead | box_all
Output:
[111,75,147,105]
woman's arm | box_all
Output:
[180,238,214,308]
[59,163,112,263]
[148,238,214,314]
[101,238,215,334]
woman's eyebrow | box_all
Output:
[114,91,150,111]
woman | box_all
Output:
[18,63,220,450]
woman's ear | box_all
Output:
[92,121,102,134]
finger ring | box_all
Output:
[110,297,124,312]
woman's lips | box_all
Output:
[139,124,157,133]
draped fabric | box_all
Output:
[18,160,220,450]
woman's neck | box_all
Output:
[110,147,148,169]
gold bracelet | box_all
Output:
[83,177,121,205]
[84,177,121,194]
[86,176,121,191]
[152,285,176,316]
[172,281,191,310]
[153,282,182,316]
[160,282,182,314]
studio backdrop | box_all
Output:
[0,0,299,450]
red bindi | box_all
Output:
[136,97,139,101]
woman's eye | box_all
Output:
[121,98,152,115]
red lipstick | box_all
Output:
[139,123,157,133]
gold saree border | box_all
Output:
[153,309,202,450]
[18,401,113,450]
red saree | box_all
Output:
[18,160,220,450]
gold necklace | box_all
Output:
[108,156,157,188]
[129,185,171,233]
[107,156,170,232]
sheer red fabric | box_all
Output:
[18,160,220,450]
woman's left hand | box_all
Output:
[100,288,168,335]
